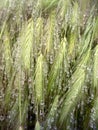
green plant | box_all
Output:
[0,0,98,130]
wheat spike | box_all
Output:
[3,27,12,76]
[68,2,79,56]
[47,37,67,93]
[71,2,79,26]
[58,0,71,19]
[79,14,95,57]
[45,10,56,53]
[46,95,59,128]
[4,71,16,108]
[59,48,91,125]
[20,18,34,71]
[68,29,78,57]
[35,54,44,104]
[35,17,43,53]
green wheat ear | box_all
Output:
[36,17,43,44]
[20,18,34,72]
[59,48,91,125]
[68,30,78,57]
[45,10,56,54]
[4,71,16,109]
[68,2,79,57]
[35,54,44,105]
[35,17,43,54]
[70,2,79,27]
[79,16,94,57]
[58,0,71,19]
[47,37,67,94]
[45,95,59,128]
[3,26,12,77]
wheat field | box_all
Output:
[0,0,98,130]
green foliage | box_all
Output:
[0,0,98,130]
